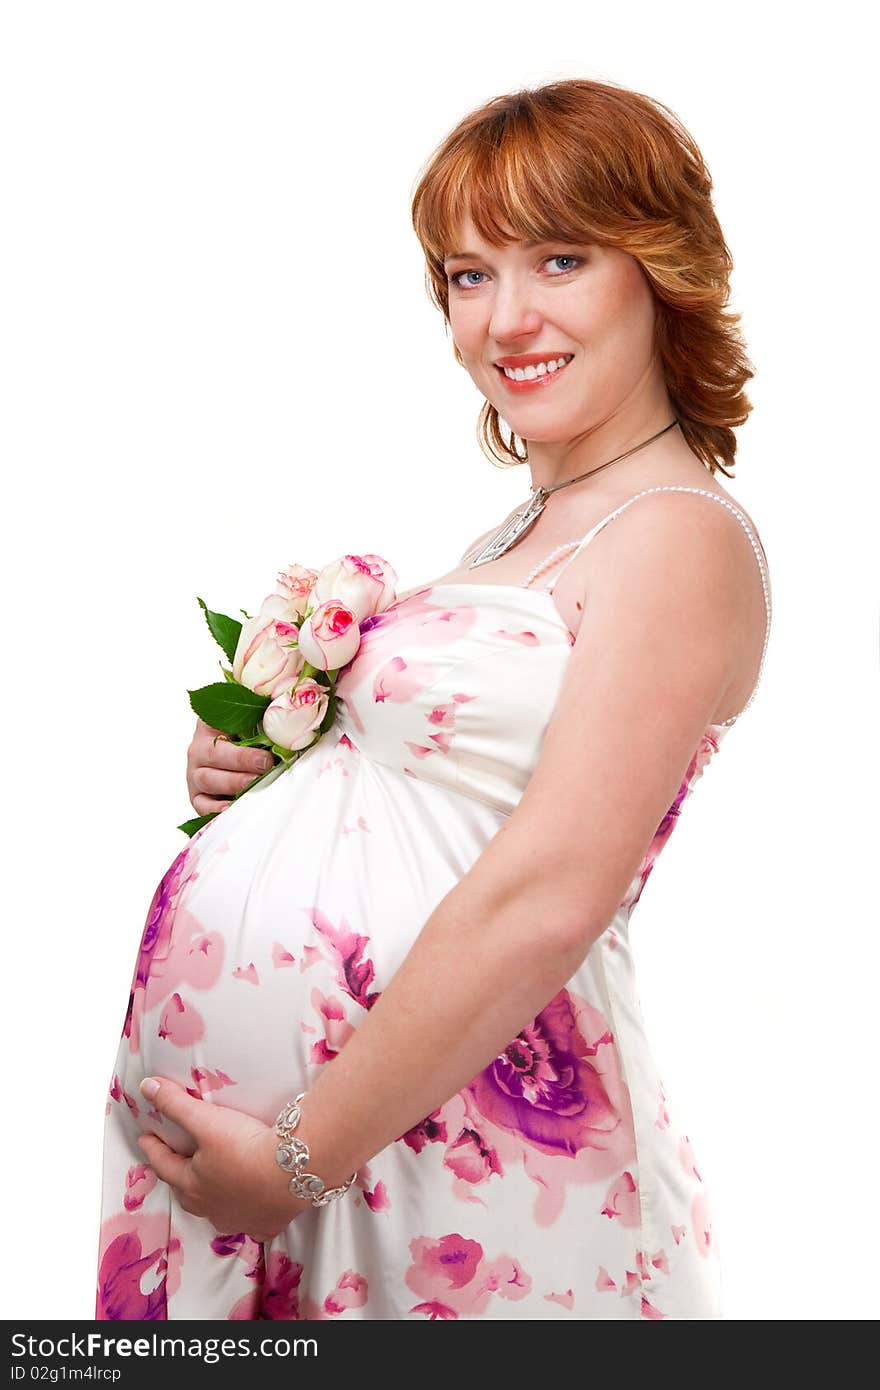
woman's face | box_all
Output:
[444,213,662,444]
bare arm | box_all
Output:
[286,494,753,1188]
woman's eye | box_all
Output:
[449,255,582,290]
[546,254,582,274]
[449,270,487,289]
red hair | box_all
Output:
[410,78,754,478]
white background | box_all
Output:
[2,0,876,1321]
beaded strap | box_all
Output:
[519,538,585,591]
[520,485,772,728]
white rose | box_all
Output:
[232,593,304,696]
[263,678,329,751]
[310,554,398,622]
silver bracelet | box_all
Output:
[273,1093,357,1207]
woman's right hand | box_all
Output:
[186,718,277,818]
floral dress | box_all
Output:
[96,485,772,1321]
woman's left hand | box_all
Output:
[136,1076,310,1240]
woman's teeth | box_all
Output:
[500,354,573,382]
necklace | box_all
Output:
[467,419,680,568]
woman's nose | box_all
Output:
[488,282,543,343]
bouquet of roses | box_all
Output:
[179,553,398,837]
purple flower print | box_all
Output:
[95,1214,183,1321]
[356,611,390,639]
[130,848,193,994]
[393,993,634,1224]
[123,844,207,1052]
[401,992,637,1225]
[467,989,618,1158]
[96,1231,167,1320]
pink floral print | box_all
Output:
[97,562,742,1318]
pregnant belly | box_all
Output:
[117,748,495,1148]
[126,838,354,1138]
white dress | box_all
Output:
[96,485,772,1321]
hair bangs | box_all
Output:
[415,108,609,277]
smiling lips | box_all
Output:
[494,352,574,392]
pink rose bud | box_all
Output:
[311,555,399,623]
[274,563,320,618]
[297,600,361,671]
[233,593,304,696]
[262,678,329,751]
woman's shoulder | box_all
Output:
[594,469,760,536]
[593,473,767,583]
[577,472,766,592]
[552,465,769,636]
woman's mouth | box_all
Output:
[493,353,575,393]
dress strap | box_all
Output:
[520,484,773,728]
[520,506,633,594]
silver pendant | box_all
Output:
[468,488,549,568]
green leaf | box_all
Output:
[187,681,270,737]
[196,597,242,665]
[178,812,217,837]
[269,742,297,760]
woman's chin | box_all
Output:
[499,417,580,446]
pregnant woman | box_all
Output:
[96,77,772,1320]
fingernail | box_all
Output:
[140,1077,160,1099]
